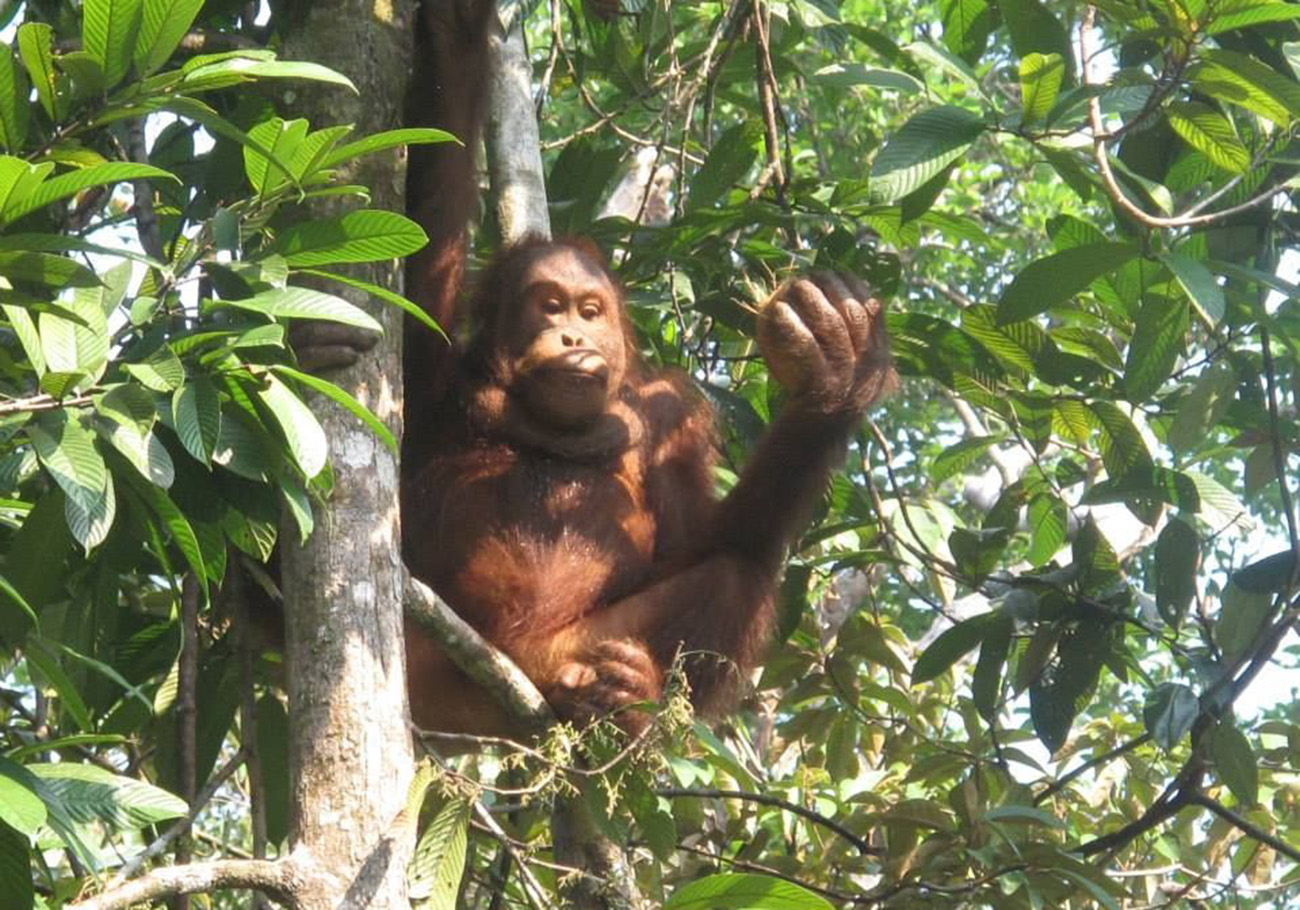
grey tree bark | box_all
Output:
[275,3,418,908]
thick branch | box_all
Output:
[404,575,553,733]
[70,859,302,910]
[486,12,551,243]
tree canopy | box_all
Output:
[2,0,1300,908]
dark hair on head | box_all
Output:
[463,235,644,383]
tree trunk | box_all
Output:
[276,3,417,908]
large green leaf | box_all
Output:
[1206,0,1300,34]
[1124,294,1188,400]
[171,379,222,466]
[1020,52,1065,124]
[997,243,1138,324]
[133,0,205,75]
[407,797,470,908]
[243,117,309,196]
[223,285,382,333]
[1212,722,1258,806]
[665,873,834,910]
[81,0,143,87]
[870,105,985,202]
[0,251,99,287]
[687,122,762,211]
[271,365,396,453]
[320,127,458,169]
[1143,683,1199,751]
[1167,359,1235,452]
[28,411,107,516]
[0,45,29,153]
[1154,518,1199,628]
[1192,50,1300,126]
[297,267,444,335]
[17,23,57,120]
[180,57,357,92]
[939,0,994,63]
[0,757,46,835]
[0,821,32,910]
[1162,252,1225,324]
[28,763,187,829]
[256,374,328,478]
[912,613,995,683]
[267,210,428,266]
[810,63,922,92]
[64,468,115,550]
[3,162,177,224]
[1166,102,1250,174]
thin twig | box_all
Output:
[1192,793,1300,864]
[656,787,879,855]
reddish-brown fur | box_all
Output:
[394,1,893,734]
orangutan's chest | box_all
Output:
[424,449,657,629]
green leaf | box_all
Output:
[1167,360,1235,452]
[243,117,309,196]
[1206,1,1300,34]
[687,121,762,211]
[1089,401,1152,478]
[1020,53,1065,124]
[665,873,834,910]
[1000,0,1072,65]
[271,366,396,453]
[320,127,458,169]
[39,288,110,383]
[28,762,187,828]
[1216,581,1273,662]
[181,57,357,92]
[407,797,470,907]
[223,286,382,333]
[1143,682,1199,750]
[268,210,428,267]
[4,162,177,225]
[82,0,143,87]
[64,469,115,550]
[932,435,1004,483]
[171,379,222,466]
[256,374,328,478]
[0,821,33,910]
[0,45,29,153]
[1213,722,1258,806]
[972,614,1012,721]
[1029,619,1108,753]
[1166,101,1250,174]
[912,614,994,683]
[0,251,98,288]
[1192,50,1300,127]
[116,469,207,595]
[17,23,57,120]
[810,63,922,92]
[2,304,44,376]
[24,638,91,730]
[0,232,164,268]
[1026,492,1067,566]
[1163,252,1225,324]
[133,0,204,75]
[0,757,46,835]
[1154,518,1199,628]
[1232,550,1298,595]
[981,805,1063,827]
[1125,294,1188,400]
[997,243,1138,324]
[28,411,106,516]
[939,0,994,63]
[869,105,985,203]
[255,694,290,845]
[124,346,185,392]
[297,268,444,336]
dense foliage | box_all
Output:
[3,0,1300,907]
